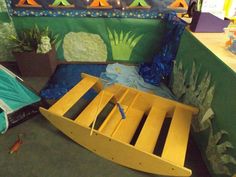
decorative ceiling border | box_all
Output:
[5,0,181,18]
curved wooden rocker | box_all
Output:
[40,73,198,176]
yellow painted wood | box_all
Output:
[112,108,144,143]
[49,77,98,115]
[83,74,198,115]
[112,86,127,101]
[121,89,138,106]
[81,73,103,91]
[99,106,125,135]
[162,107,192,166]
[102,84,128,104]
[108,85,197,116]
[90,91,105,135]
[135,107,166,153]
[100,91,140,136]
[40,74,199,177]
[109,92,141,138]
[74,90,114,127]
[81,73,127,99]
[98,89,130,134]
[132,92,198,116]
[39,108,192,176]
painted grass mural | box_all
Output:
[108,28,143,61]
[171,61,236,176]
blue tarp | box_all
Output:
[101,63,175,99]
[139,12,187,86]
[40,64,107,100]
[40,63,175,100]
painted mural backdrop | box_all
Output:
[0,0,16,61]
[13,17,167,62]
[3,0,190,62]
[6,0,190,17]
[170,31,236,177]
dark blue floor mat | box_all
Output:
[40,64,107,100]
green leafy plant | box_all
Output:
[9,25,58,53]
[107,28,143,61]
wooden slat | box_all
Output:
[49,77,98,115]
[81,73,199,115]
[101,91,140,137]
[99,106,127,135]
[74,91,114,127]
[112,108,144,143]
[81,73,103,92]
[130,91,199,115]
[99,91,140,136]
[135,107,166,153]
[161,107,192,166]
[98,89,130,134]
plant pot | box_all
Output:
[13,47,57,77]
[190,11,230,32]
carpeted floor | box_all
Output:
[0,113,210,177]
[0,64,211,177]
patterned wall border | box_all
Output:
[5,0,167,18]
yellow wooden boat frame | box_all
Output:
[40,73,198,176]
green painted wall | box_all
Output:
[0,0,17,61]
[12,17,166,63]
[171,30,236,177]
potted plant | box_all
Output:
[9,25,58,77]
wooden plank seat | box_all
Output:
[40,73,198,177]
[74,90,114,127]
[135,107,166,153]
